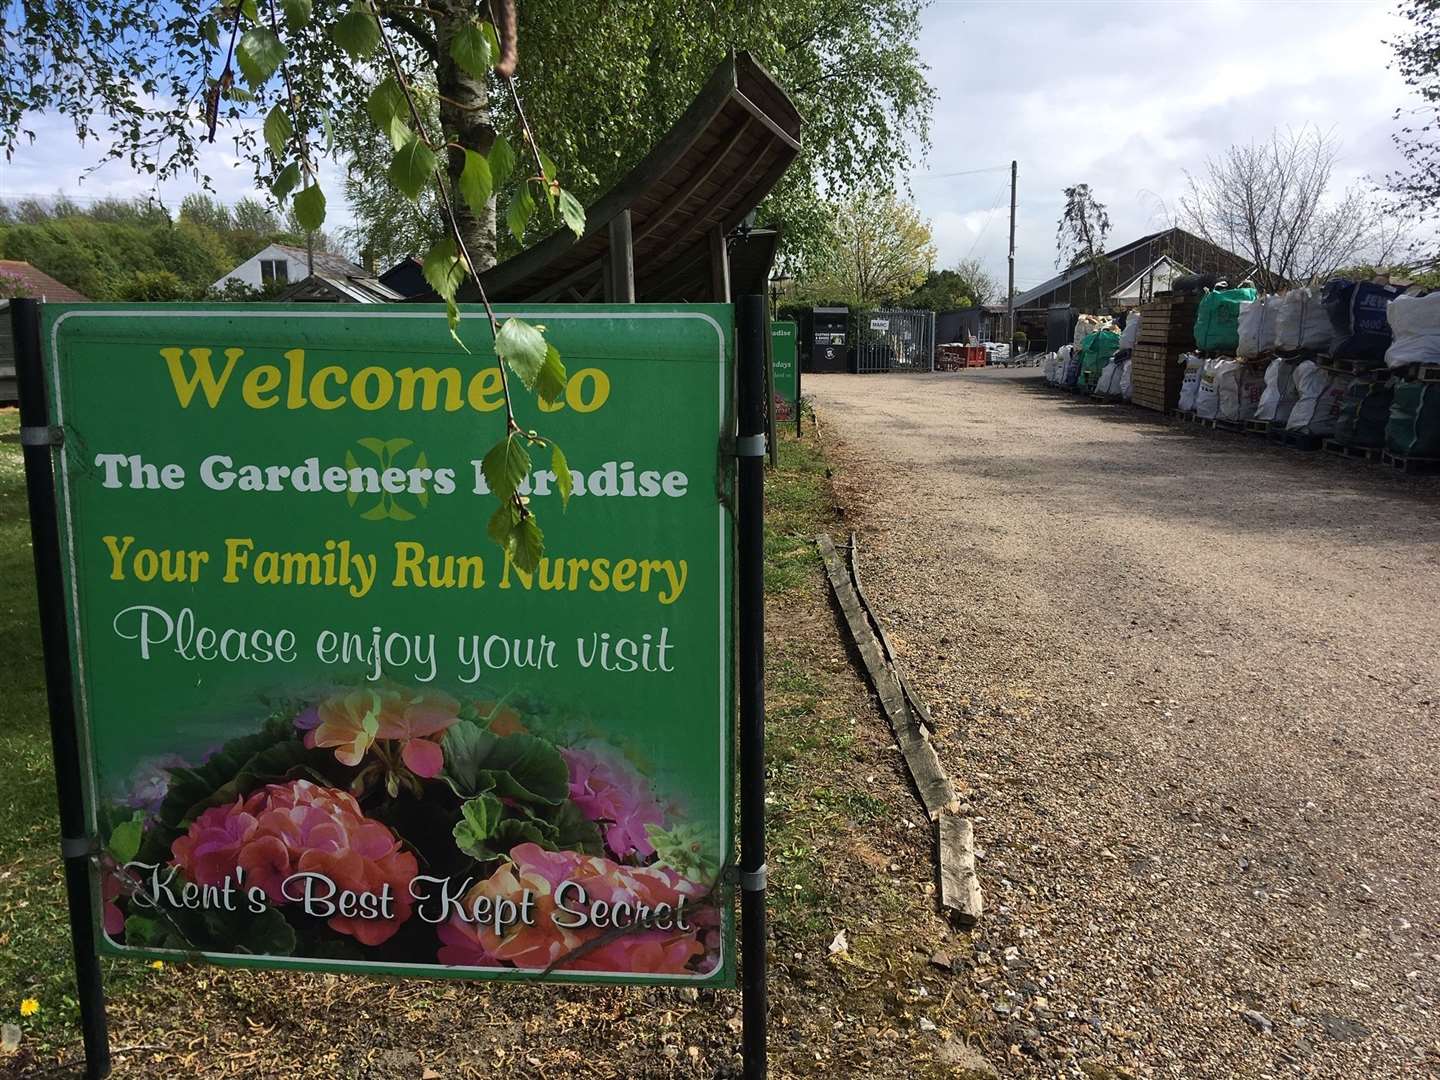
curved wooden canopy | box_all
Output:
[458,51,801,304]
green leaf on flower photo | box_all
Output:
[107,811,144,864]
[439,721,569,807]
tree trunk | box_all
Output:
[434,5,497,271]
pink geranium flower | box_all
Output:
[437,843,709,975]
[298,688,461,777]
[562,743,668,860]
[171,779,418,946]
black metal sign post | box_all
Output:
[12,299,112,1079]
[736,294,769,1078]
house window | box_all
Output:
[260,259,289,284]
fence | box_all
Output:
[853,309,936,374]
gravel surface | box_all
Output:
[807,369,1440,1080]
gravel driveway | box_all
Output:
[806,369,1440,1079]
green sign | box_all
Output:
[41,303,734,985]
[770,321,798,421]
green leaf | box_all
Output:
[239,0,260,23]
[389,135,436,200]
[493,317,547,390]
[200,16,220,47]
[280,0,311,31]
[438,721,570,805]
[488,134,515,192]
[321,109,335,155]
[449,21,492,81]
[506,179,535,243]
[330,4,380,57]
[487,500,518,549]
[445,298,467,350]
[459,149,493,218]
[422,237,465,302]
[270,162,301,200]
[536,342,566,404]
[538,149,557,184]
[262,104,292,160]
[557,188,586,239]
[235,26,286,86]
[481,19,501,62]
[293,183,326,231]
[550,442,573,508]
[452,793,505,858]
[107,812,144,864]
[366,78,411,150]
[481,433,531,503]
[513,514,544,571]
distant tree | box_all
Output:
[905,269,974,311]
[1389,0,1440,240]
[1179,126,1387,291]
[179,194,233,233]
[1056,183,1112,305]
[117,269,191,301]
[952,256,1000,306]
[801,191,936,307]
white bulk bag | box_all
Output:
[1119,357,1133,401]
[1236,365,1266,421]
[1286,360,1330,431]
[1178,352,1205,412]
[1119,311,1142,351]
[1307,374,1351,436]
[1384,292,1440,369]
[1237,298,1268,359]
[1095,358,1121,396]
[1274,287,1332,353]
[1194,357,1222,419]
[1074,315,1101,348]
[1255,357,1299,423]
[1212,358,1244,420]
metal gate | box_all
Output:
[853,309,935,374]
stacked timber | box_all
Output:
[1130,293,1198,413]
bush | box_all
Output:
[117,270,191,301]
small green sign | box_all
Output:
[770,321,798,421]
[40,303,734,985]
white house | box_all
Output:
[211,242,374,291]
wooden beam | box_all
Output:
[606,210,636,303]
[708,226,730,303]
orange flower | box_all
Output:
[300,687,461,775]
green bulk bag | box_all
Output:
[1078,329,1119,390]
[1333,378,1394,448]
[1386,380,1440,458]
[1193,286,1258,353]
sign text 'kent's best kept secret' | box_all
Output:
[43,304,734,984]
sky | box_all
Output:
[0,0,1421,288]
[912,0,1416,295]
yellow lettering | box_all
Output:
[567,368,610,413]
[285,349,308,409]
[393,541,426,586]
[466,367,506,412]
[396,367,463,412]
[351,366,394,411]
[102,535,135,580]
[222,537,254,583]
[311,366,347,410]
[162,346,242,408]
[241,364,282,409]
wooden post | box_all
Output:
[606,210,636,303]
[709,226,731,303]
[1007,159,1017,354]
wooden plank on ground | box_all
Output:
[938,812,983,927]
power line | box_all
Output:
[913,163,1011,181]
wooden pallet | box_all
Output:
[1244,419,1273,435]
[1272,427,1323,451]
[1323,439,1385,461]
[1383,451,1440,474]
[1321,357,1390,377]
[1396,363,1440,384]
[1215,417,1246,432]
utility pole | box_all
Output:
[1007,159,1017,353]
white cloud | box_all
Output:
[910,0,1418,290]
